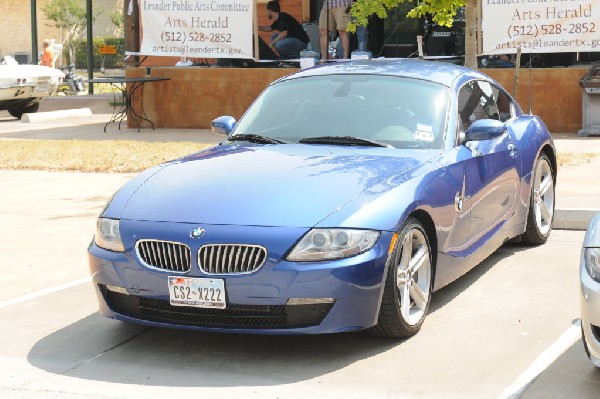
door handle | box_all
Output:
[507,143,517,158]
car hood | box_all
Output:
[116,144,438,228]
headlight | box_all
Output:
[287,228,380,261]
[95,218,125,252]
[584,247,600,281]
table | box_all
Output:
[86,77,170,132]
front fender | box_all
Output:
[316,157,455,245]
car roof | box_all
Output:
[281,58,488,88]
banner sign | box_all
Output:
[482,0,600,55]
[139,0,254,59]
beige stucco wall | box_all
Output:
[0,0,123,64]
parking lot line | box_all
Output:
[0,277,91,310]
[499,323,582,398]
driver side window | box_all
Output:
[457,80,513,134]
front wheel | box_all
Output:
[8,102,40,119]
[369,217,433,338]
[522,153,555,245]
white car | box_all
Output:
[580,211,600,367]
[0,56,64,119]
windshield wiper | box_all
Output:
[298,136,392,148]
[227,133,286,145]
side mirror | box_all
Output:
[464,119,506,142]
[211,115,236,136]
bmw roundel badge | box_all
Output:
[190,227,206,238]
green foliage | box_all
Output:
[42,0,102,65]
[407,0,465,26]
[349,0,465,32]
[110,7,125,32]
[65,37,125,69]
[42,0,96,41]
[42,0,87,30]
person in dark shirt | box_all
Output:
[258,1,309,60]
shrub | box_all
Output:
[64,37,125,69]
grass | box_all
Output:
[89,82,116,95]
[0,139,596,174]
[0,140,209,173]
[557,152,600,167]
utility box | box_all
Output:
[578,64,600,136]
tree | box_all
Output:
[110,7,125,35]
[42,0,101,66]
[349,0,479,68]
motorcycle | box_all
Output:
[58,65,85,95]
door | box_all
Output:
[457,80,519,246]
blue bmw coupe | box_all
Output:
[89,59,556,338]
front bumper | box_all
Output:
[580,258,600,366]
[88,227,394,335]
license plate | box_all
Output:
[34,83,48,93]
[168,276,226,309]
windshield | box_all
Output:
[233,74,449,149]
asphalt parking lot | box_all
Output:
[1,106,600,398]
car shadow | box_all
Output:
[517,335,600,398]
[27,242,529,388]
[0,115,21,123]
[27,313,401,387]
[429,241,528,313]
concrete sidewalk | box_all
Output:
[540,133,600,230]
[1,98,599,230]
[0,95,221,144]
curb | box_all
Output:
[41,94,115,115]
[554,208,598,231]
[21,108,93,123]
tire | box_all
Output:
[8,102,40,120]
[522,153,555,245]
[582,324,593,362]
[581,323,600,368]
[369,217,433,338]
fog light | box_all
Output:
[287,298,335,305]
[105,285,129,295]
